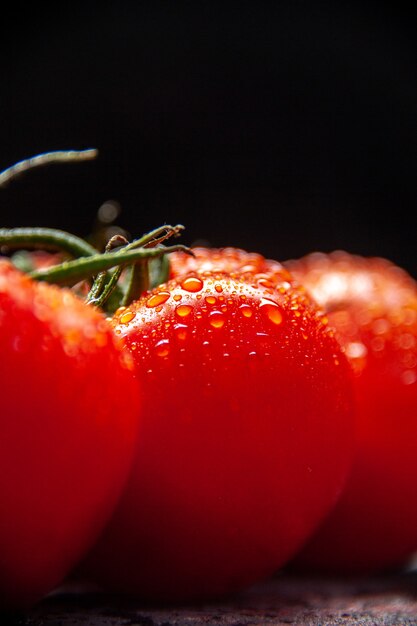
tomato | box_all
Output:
[80,268,355,602]
[0,260,140,610]
[285,250,417,574]
[169,246,282,278]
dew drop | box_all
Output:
[147,291,171,308]
[260,299,283,325]
[120,310,136,324]
[209,311,225,329]
[176,304,193,317]
[181,276,204,292]
[205,295,217,305]
[173,293,182,301]
[174,323,188,340]
[258,278,274,288]
[155,339,170,357]
[239,304,253,318]
[215,284,223,293]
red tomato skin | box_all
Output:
[81,270,355,602]
[0,261,140,610]
[169,246,283,279]
[286,251,417,573]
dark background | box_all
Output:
[2,1,417,275]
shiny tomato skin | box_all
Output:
[0,261,140,610]
[169,246,283,278]
[81,269,355,602]
[286,251,417,573]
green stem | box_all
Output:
[0,227,97,258]
[86,234,128,301]
[151,253,171,287]
[0,149,98,187]
[126,224,184,251]
[86,267,124,308]
[121,261,150,306]
[86,234,129,307]
[29,244,190,286]
[117,225,184,303]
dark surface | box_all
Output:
[2,1,417,276]
[9,571,417,625]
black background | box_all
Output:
[2,1,417,275]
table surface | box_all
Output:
[8,569,417,626]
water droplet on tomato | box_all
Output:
[260,299,283,325]
[155,339,170,357]
[239,304,253,318]
[147,291,171,308]
[205,295,217,305]
[120,310,136,324]
[258,278,274,288]
[215,283,223,293]
[209,311,225,328]
[176,304,193,317]
[181,276,203,292]
[174,323,188,340]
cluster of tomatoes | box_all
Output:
[1,212,417,611]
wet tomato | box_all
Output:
[0,261,140,609]
[286,251,417,573]
[80,268,355,602]
[169,246,281,278]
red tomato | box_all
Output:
[0,260,140,610]
[169,246,282,278]
[286,251,417,573]
[80,269,355,601]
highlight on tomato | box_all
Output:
[285,250,417,574]
[79,266,355,602]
